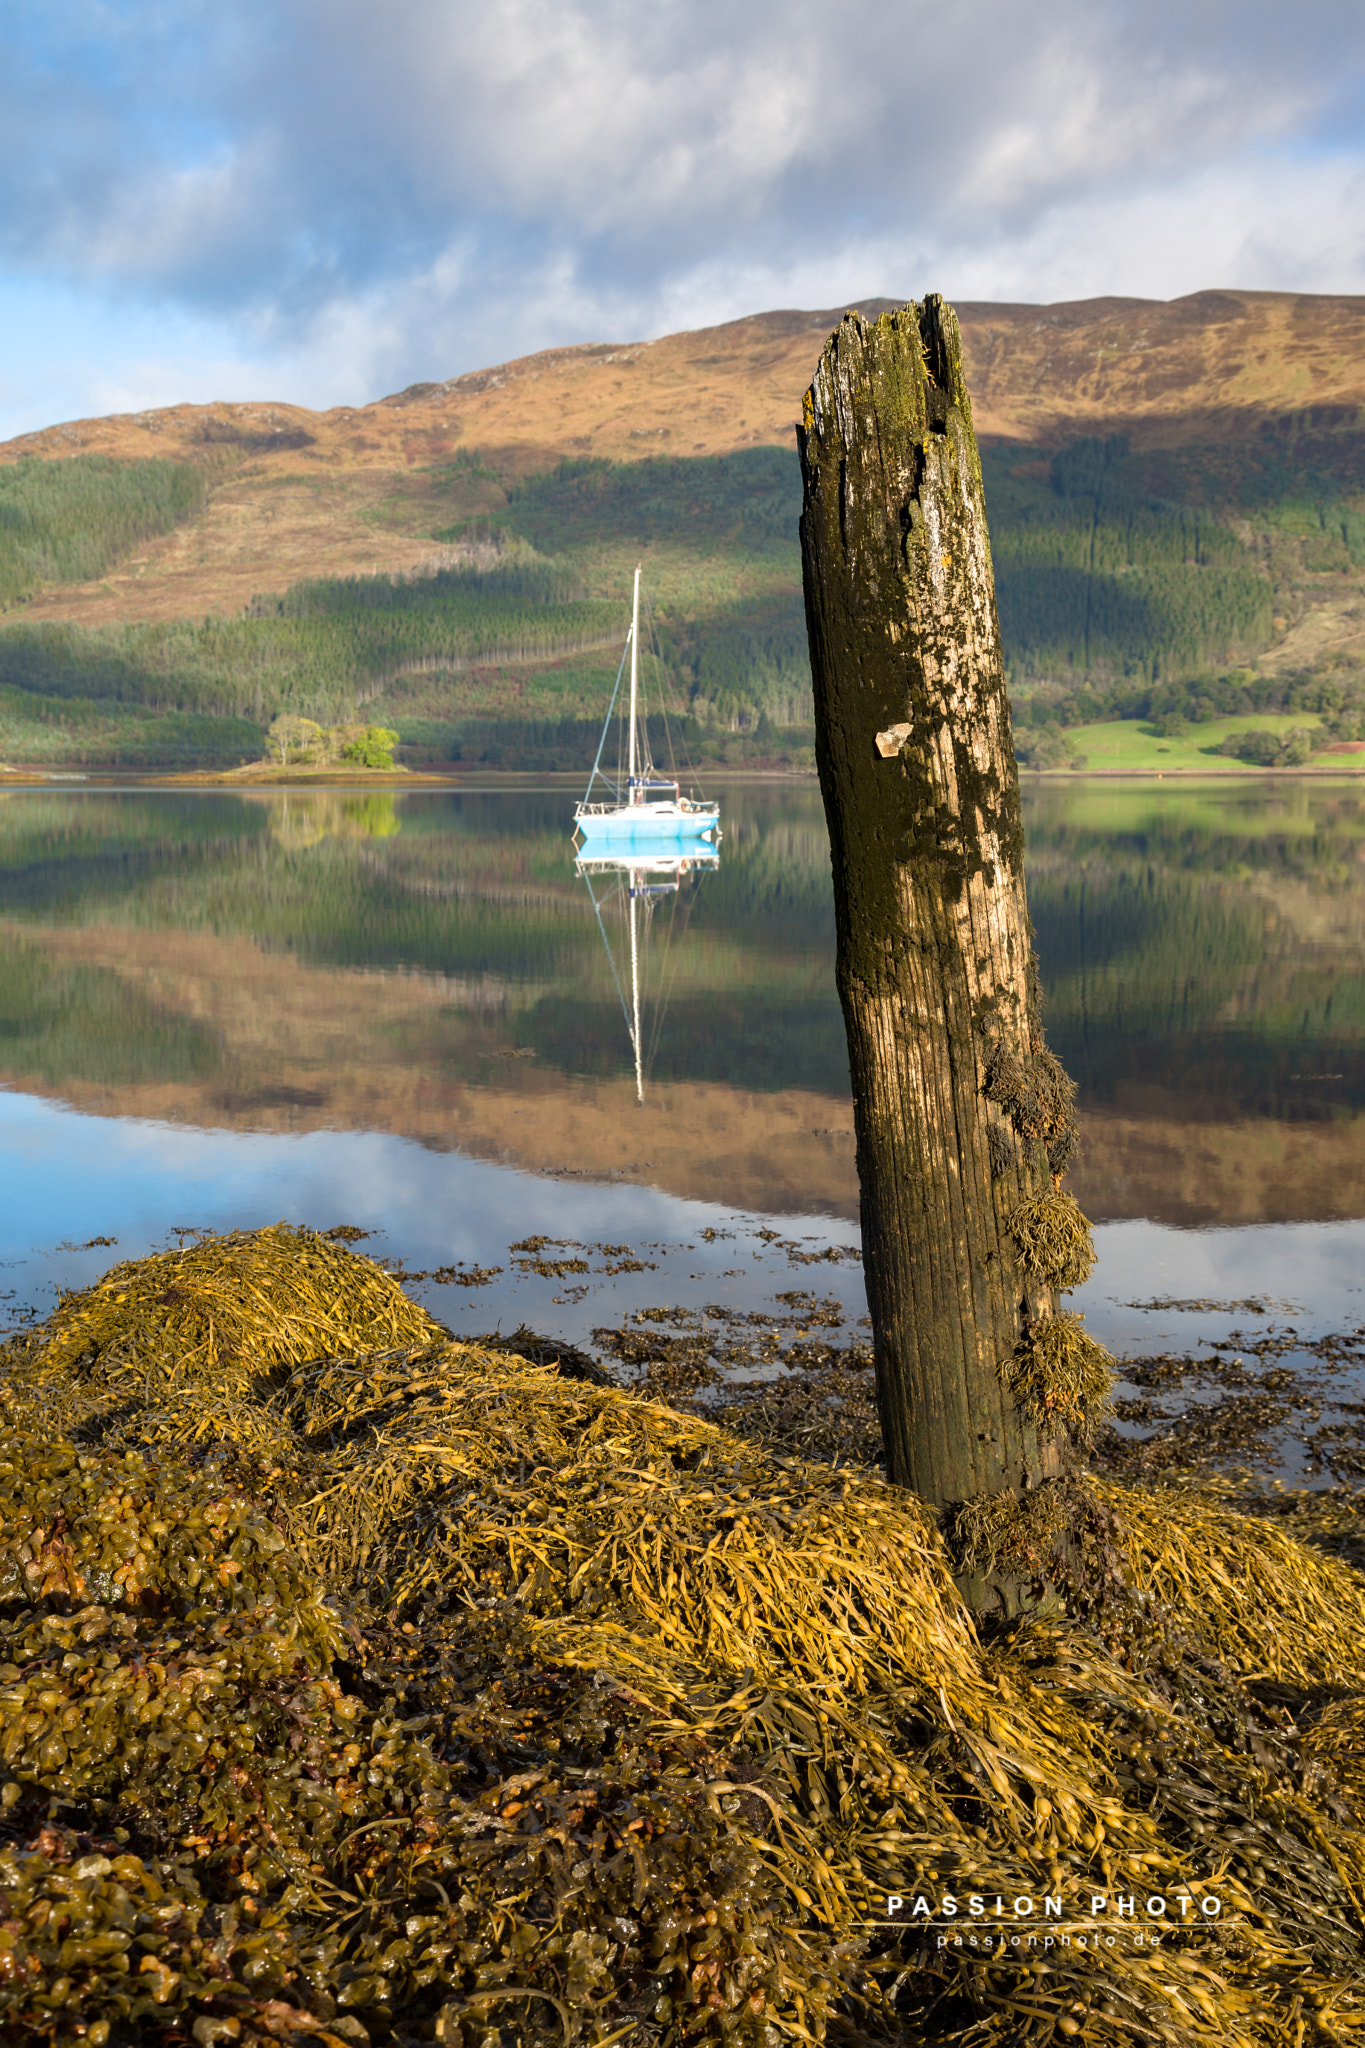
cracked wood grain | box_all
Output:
[797,297,1064,1531]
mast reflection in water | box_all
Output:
[575,846,721,1104]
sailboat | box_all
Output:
[573,565,720,845]
[576,844,719,1103]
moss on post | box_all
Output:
[797,299,1107,1599]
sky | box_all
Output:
[2,0,1363,439]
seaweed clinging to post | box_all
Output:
[797,297,1109,1595]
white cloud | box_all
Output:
[0,0,1363,430]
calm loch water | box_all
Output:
[2,777,1364,1390]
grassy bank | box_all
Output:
[1023,711,1358,774]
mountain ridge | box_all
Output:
[5,287,1363,636]
[7,287,1365,475]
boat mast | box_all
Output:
[629,872,643,1104]
[627,562,640,800]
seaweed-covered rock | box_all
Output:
[4,1230,1365,2047]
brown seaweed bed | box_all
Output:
[5,1226,1365,2047]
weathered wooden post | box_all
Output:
[798,299,1107,1580]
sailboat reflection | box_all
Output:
[576,846,720,1103]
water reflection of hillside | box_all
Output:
[1026,784,1365,1123]
[0,786,855,1215]
[1,781,1364,1225]
[1023,782,1365,1222]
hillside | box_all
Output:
[6,290,1365,626]
[1,289,1364,769]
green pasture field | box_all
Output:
[1037,712,1365,775]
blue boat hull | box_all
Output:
[577,808,719,843]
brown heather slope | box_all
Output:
[3,288,1364,628]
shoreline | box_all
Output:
[6,759,1365,787]
[0,762,818,788]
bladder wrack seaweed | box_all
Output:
[984,1038,1080,1178]
[1001,1310,1116,1439]
[4,1230,1365,2045]
[1008,1188,1098,1289]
